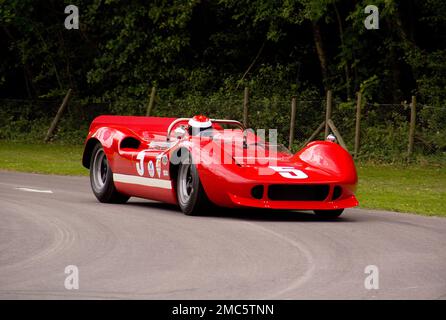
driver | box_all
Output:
[188,115,213,136]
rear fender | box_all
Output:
[83,126,139,169]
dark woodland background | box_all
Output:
[0,0,445,161]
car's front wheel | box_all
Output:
[90,144,129,203]
[314,209,344,219]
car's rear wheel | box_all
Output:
[176,155,210,215]
[314,209,344,219]
[90,144,129,203]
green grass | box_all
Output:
[0,141,444,216]
[356,164,446,217]
[0,141,87,176]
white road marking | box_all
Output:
[16,187,53,194]
[113,173,172,189]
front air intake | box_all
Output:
[267,184,330,201]
[332,186,343,201]
[251,185,264,199]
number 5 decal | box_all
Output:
[269,166,308,179]
[136,150,145,176]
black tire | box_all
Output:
[90,143,129,204]
[314,209,344,219]
[176,155,211,215]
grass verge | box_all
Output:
[0,141,86,175]
[0,141,444,216]
[356,164,445,217]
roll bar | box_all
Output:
[166,118,245,141]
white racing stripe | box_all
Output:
[16,187,53,194]
[113,173,172,190]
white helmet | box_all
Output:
[188,115,212,135]
[188,115,212,128]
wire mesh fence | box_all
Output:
[0,92,444,163]
[330,100,446,161]
[152,96,326,148]
[0,98,111,142]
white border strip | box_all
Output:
[113,174,172,190]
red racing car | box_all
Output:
[82,115,358,217]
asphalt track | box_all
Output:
[0,171,445,300]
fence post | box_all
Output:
[327,119,348,151]
[243,87,249,127]
[289,96,297,149]
[44,88,73,142]
[408,95,416,157]
[146,86,156,116]
[354,92,362,159]
[324,90,332,137]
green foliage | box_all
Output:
[359,75,379,101]
[0,0,445,162]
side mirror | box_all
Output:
[326,134,337,143]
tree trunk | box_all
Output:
[312,21,329,90]
[3,26,37,97]
[334,3,351,99]
[385,5,414,103]
[390,45,402,104]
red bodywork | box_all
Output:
[82,115,358,210]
